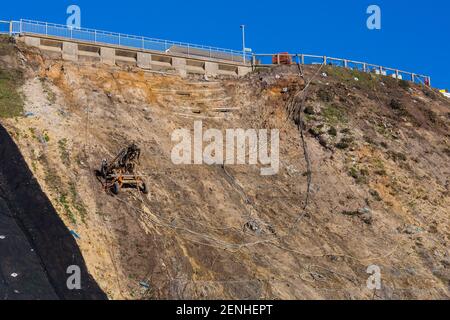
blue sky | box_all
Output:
[1,0,449,88]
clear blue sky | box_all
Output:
[1,0,449,88]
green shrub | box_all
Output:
[328,127,338,136]
[322,104,347,125]
[0,69,24,118]
[399,80,410,90]
[317,88,334,102]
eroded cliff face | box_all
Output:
[0,125,106,300]
[1,36,449,300]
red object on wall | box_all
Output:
[272,52,292,65]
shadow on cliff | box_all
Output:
[0,124,106,300]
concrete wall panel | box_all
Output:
[172,57,187,77]
[24,36,40,47]
[205,62,219,76]
[137,52,152,69]
[62,42,78,62]
[238,66,251,77]
[100,47,115,66]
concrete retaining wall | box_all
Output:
[19,35,251,77]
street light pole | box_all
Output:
[240,24,246,64]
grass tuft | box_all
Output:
[0,69,24,118]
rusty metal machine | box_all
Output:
[99,143,148,195]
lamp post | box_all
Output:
[240,24,246,64]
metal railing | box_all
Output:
[252,53,431,86]
[0,20,11,34]
[1,19,251,63]
[0,20,432,85]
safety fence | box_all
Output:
[252,53,431,86]
[0,19,251,63]
[0,20,432,85]
[0,20,11,34]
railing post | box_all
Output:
[45,22,48,36]
[363,63,367,72]
[277,54,280,65]
[95,30,97,43]
[323,56,327,64]
[395,70,399,79]
[344,59,348,68]
[411,73,415,83]
[119,34,121,46]
[9,21,13,35]
[301,54,305,65]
